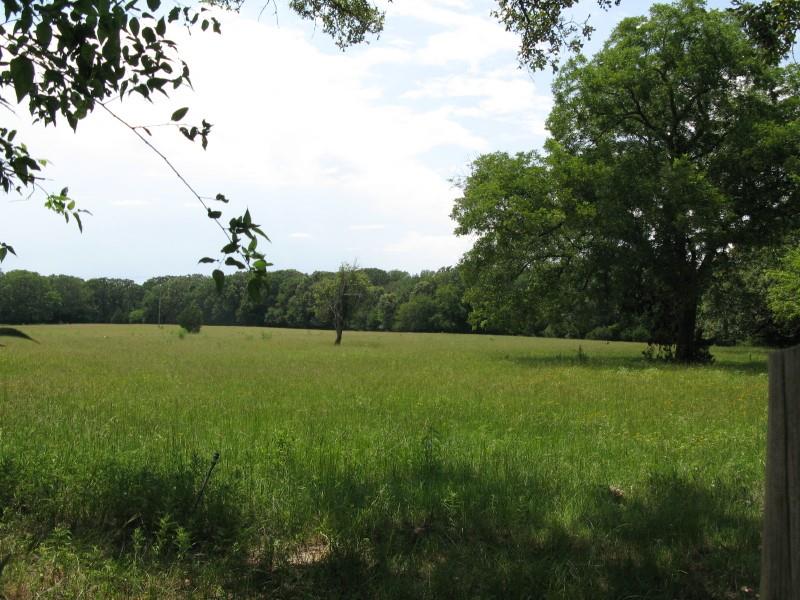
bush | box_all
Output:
[586,325,619,341]
[619,324,650,342]
[128,308,146,324]
[177,302,203,333]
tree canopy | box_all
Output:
[453,0,800,362]
[494,0,800,71]
[313,263,371,345]
[767,245,800,329]
[0,266,474,336]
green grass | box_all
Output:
[0,325,768,598]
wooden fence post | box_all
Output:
[761,344,800,599]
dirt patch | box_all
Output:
[287,538,330,567]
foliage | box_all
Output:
[493,0,800,71]
[700,239,800,347]
[733,0,800,61]
[454,0,800,362]
[0,269,61,322]
[0,0,208,216]
[0,326,37,345]
[493,0,622,71]
[0,268,436,332]
[767,244,800,329]
[312,263,371,344]
[177,301,203,333]
[393,268,470,332]
[5,258,799,346]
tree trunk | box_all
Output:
[334,313,343,345]
[674,295,698,363]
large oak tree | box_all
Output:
[453,0,800,361]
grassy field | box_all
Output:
[0,325,769,598]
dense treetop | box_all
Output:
[454,0,800,361]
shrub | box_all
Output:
[177,302,203,334]
[586,325,619,341]
[619,324,650,342]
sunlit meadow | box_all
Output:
[0,325,768,598]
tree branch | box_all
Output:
[99,102,232,244]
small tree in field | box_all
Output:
[177,302,203,334]
[313,263,370,345]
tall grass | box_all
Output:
[0,325,768,598]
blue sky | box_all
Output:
[1,0,734,281]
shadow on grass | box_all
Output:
[225,467,760,599]
[0,456,761,599]
[0,454,245,557]
[500,351,768,375]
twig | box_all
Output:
[99,102,232,243]
[192,451,220,513]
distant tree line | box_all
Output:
[1,255,798,347]
[0,268,472,334]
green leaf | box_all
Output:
[0,327,38,343]
[225,257,246,269]
[252,227,270,241]
[212,269,224,292]
[10,56,34,102]
[207,209,222,219]
[198,257,215,264]
[171,107,188,121]
[142,26,156,44]
[146,0,160,12]
[35,22,52,48]
[215,193,228,203]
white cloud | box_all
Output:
[110,199,152,207]
[349,224,385,231]
[404,73,552,121]
[383,231,475,266]
[386,0,519,71]
[2,2,557,278]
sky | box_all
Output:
[1,0,733,281]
